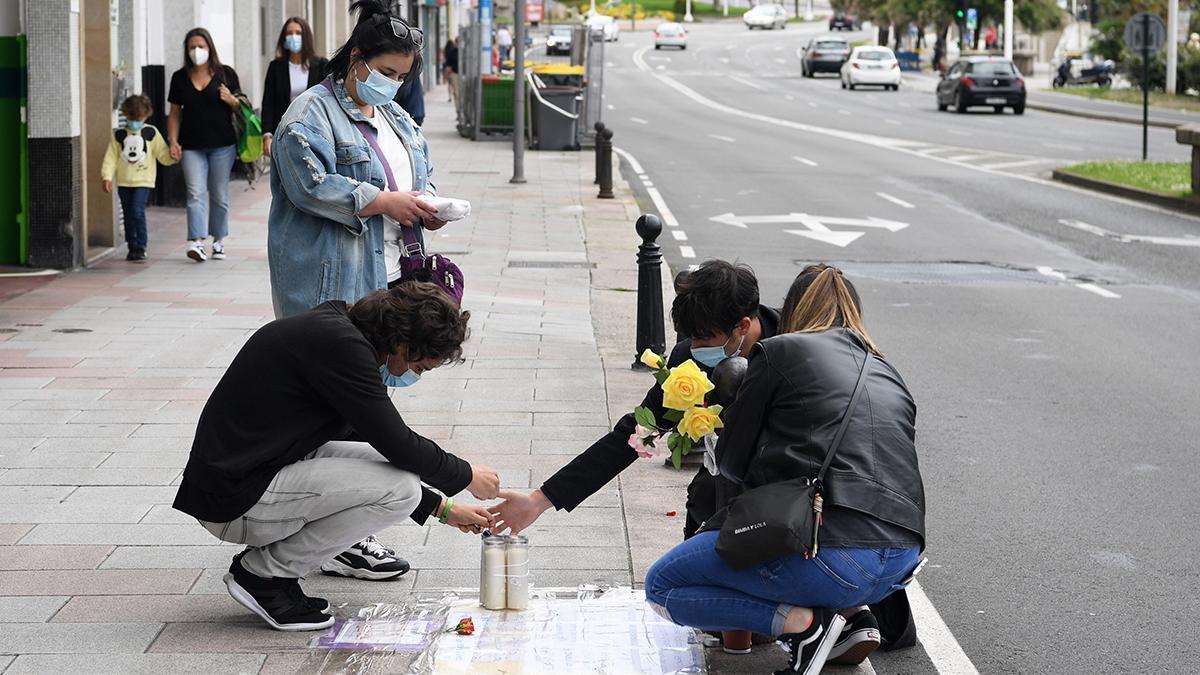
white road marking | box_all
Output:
[680,245,697,258]
[613,146,681,230]
[774,58,786,64]
[979,158,1050,170]
[1077,283,1121,298]
[731,76,766,90]
[656,65,666,71]
[671,230,688,241]
[688,264,700,271]
[946,153,1002,162]
[884,119,902,125]
[709,134,736,143]
[720,57,731,63]
[793,156,818,167]
[1057,218,1200,247]
[908,580,981,675]
[638,174,649,180]
[839,109,852,115]
[1036,266,1068,281]
[876,192,915,209]
[628,46,1200,225]
[1042,141,1083,151]
[807,101,819,108]
[643,181,655,187]
[630,117,649,125]
[785,94,795,101]
[607,104,615,110]
[613,146,646,174]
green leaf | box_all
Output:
[633,406,658,430]
[671,446,682,471]
[654,370,670,385]
[663,409,683,424]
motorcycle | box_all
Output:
[1053,58,1115,88]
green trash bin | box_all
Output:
[480,75,515,132]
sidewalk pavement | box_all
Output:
[0,95,702,672]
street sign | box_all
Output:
[1125,13,1167,55]
[708,213,909,247]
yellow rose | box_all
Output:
[661,359,715,411]
[640,349,664,370]
[678,405,724,442]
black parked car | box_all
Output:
[801,36,851,77]
[936,56,1026,114]
[829,11,859,30]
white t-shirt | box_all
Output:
[497,28,513,47]
[366,112,416,283]
[288,62,309,102]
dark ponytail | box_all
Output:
[326,0,422,83]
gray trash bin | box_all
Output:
[532,86,581,151]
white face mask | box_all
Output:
[190,47,209,66]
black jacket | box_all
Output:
[261,56,329,137]
[714,328,925,549]
[540,306,781,511]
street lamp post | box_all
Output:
[685,0,693,23]
[512,0,526,184]
[1003,0,1013,60]
[1168,0,1179,94]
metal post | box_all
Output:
[632,0,636,32]
[1143,14,1150,161]
[1168,0,1179,94]
[804,0,813,21]
[512,0,526,184]
[597,127,614,199]
[593,121,605,184]
[1003,0,1013,60]
[632,214,666,370]
[685,0,693,23]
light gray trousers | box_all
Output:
[200,440,423,579]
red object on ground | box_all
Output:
[665,511,677,517]
[449,617,475,635]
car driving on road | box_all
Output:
[744,4,787,30]
[829,11,859,30]
[546,25,574,56]
[936,56,1026,115]
[801,36,851,77]
[654,22,687,50]
[841,45,902,90]
[586,13,619,41]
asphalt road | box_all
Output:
[600,19,1200,674]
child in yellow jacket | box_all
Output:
[101,94,176,261]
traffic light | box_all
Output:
[954,0,965,20]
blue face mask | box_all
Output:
[127,120,145,132]
[284,34,303,53]
[380,364,421,388]
[355,61,403,106]
[691,333,745,369]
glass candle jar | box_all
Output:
[480,534,507,610]
[505,535,530,610]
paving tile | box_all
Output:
[100,451,190,468]
[129,423,200,438]
[0,503,150,523]
[0,438,44,452]
[62,486,180,503]
[19,523,217,546]
[187,567,417,596]
[52,594,256,623]
[0,569,201,595]
[0,622,163,653]
[0,596,69,622]
[259,653,318,675]
[101,544,241,569]
[0,451,110,468]
[0,467,180,485]
[69,409,200,424]
[0,486,76,503]
[146,621,319,653]
[0,545,113,570]
[0,410,81,423]
[11,398,167,411]
[6,654,264,675]
[0,423,138,438]
[0,524,33,544]
[414,567,631,589]
[0,388,104,400]
[139,504,196,523]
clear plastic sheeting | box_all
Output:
[301,586,706,675]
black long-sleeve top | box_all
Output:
[173,301,472,523]
[260,56,329,137]
[539,306,780,511]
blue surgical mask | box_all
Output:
[127,120,145,132]
[355,61,402,106]
[284,34,303,53]
[380,363,421,388]
[691,333,745,369]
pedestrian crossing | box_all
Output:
[879,139,1064,176]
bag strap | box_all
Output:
[815,343,872,486]
[320,79,422,253]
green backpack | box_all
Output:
[231,96,263,163]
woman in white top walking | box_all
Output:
[261,17,329,158]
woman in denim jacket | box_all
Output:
[268,0,445,319]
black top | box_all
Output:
[445,44,459,73]
[173,301,473,524]
[395,75,425,127]
[168,65,241,149]
[540,306,781,511]
[260,56,329,137]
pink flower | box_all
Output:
[628,425,663,459]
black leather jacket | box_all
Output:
[714,328,925,549]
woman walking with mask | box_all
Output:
[261,17,329,158]
[167,28,242,263]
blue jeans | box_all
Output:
[117,186,151,250]
[644,531,920,636]
[181,145,236,241]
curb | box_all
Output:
[1052,168,1200,215]
[1026,100,1178,129]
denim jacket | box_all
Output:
[267,77,435,319]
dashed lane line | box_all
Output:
[876,192,915,209]
[1076,283,1121,298]
[1037,266,1122,299]
[793,156,818,167]
[630,117,649,125]
[679,245,696,258]
[709,134,736,143]
[731,75,766,90]
[671,230,688,241]
[613,146,679,229]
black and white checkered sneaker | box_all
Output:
[320,535,411,581]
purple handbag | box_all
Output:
[321,80,464,305]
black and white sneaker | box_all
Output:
[223,554,334,631]
[828,609,881,665]
[775,608,846,675]
[230,550,329,614]
[320,535,410,581]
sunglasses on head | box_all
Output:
[388,17,424,48]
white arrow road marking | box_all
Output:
[1059,219,1200,247]
[785,226,865,247]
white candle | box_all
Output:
[480,537,507,610]
[505,535,530,610]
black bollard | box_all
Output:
[593,121,606,185]
[597,128,614,199]
[632,214,666,370]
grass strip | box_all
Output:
[1062,160,1192,198]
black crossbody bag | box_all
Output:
[715,353,871,570]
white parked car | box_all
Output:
[655,22,687,49]
[840,45,902,90]
[586,13,620,41]
[743,4,787,30]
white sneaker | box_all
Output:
[186,241,207,262]
[211,241,226,260]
